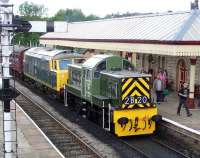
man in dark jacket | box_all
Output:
[177,83,192,117]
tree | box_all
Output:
[13,1,47,46]
[19,1,47,20]
[85,14,100,21]
[52,9,99,22]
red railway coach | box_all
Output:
[10,46,29,79]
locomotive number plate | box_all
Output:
[124,96,148,105]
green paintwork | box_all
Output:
[66,55,134,108]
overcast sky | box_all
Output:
[8,0,194,17]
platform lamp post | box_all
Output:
[0,0,31,158]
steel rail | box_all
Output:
[119,139,151,158]
[150,138,190,158]
[120,137,190,158]
[14,88,103,158]
[160,118,200,140]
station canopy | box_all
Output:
[40,10,200,56]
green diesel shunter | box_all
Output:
[64,54,160,137]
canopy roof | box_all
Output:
[40,10,200,56]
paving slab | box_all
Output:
[152,91,200,131]
[0,101,63,158]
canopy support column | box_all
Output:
[131,53,137,66]
[187,57,197,109]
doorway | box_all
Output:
[176,59,187,90]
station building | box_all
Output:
[40,10,200,108]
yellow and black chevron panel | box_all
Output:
[121,77,152,109]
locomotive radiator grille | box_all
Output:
[121,77,151,109]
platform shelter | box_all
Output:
[40,10,200,108]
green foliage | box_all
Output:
[14,1,47,46]
[13,32,42,46]
[52,9,99,22]
[19,1,47,20]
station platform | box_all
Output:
[153,91,200,132]
[0,101,63,158]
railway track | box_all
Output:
[119,119,200,158]
[14,89,103,158]
[121,136,191,158]
[12,80,200,158]
[156,119,200,158]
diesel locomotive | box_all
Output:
[10,47,84,98]
[64,54,161,137]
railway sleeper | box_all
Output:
[64,150,91,158]
[58,145,82,152]
[64,152,91,158]
[42,128,69,132]
[31,118,55,123]
[50,139,74,145]
[37,123,64,129]
[46,134,70,140]
[39,124,64,129]
[42,130,68,136]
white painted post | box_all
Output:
[0,1,14,158]
[4,113,12,158]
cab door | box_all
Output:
[82,68,92,100]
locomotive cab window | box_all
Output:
[59,60,71,70]
[84,69,92,80]
[123,60,134,71]
[108,81,118,98]
[71,69,81,88]
[94,60,106,78]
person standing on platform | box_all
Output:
[177,83,192,117]
[153,76,164,104]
